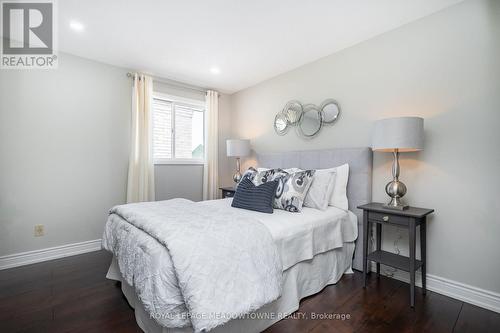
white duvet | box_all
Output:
[102,198,282,332]
[102,198,357,332]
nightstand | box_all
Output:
[357,202,434,307]
[219,187,236,199]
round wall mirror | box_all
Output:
[320,99,341,124]
[274,112,289,135]
[298,104,322,138]
[283,100,303,125]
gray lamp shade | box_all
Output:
[372,117,424,152]
[226,139,250,157]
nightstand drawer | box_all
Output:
[368,211,409,226]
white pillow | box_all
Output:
[303,170,336,210]
[257,167,302,173]
[328,163,349,210]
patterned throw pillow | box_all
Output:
[237,167,258,188]
[239,167,287,188]
[252,168,288,186]
[273,170,316,212]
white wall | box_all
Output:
[0,53,131,256]
[228,0,500,293]
[155,164,204,201]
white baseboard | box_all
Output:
[0,239,102,270]
[370,263,500,314]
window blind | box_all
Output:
[152,97,205,162]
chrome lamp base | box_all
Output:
[383,196,409,210]
[232,157,242,183]
[384,150,409,210]
[233,171,242,183]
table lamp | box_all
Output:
[226,139,250,183]
[372,117,424,210]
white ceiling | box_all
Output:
[59,0,463,93]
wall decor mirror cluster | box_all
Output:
[274,99,341,138]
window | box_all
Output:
[152,94,205,164]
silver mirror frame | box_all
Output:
[274,111,289,136]
[319,99,341,124]
[297,104,322,138]
[282,100,303,125]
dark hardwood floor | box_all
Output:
[1,251,499,333]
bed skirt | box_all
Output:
[106,242,355,333]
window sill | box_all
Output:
[154,159,205,165]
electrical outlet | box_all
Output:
[34,224,45,237]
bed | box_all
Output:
[104,147,372,333]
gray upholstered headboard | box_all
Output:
[256,147,373,271]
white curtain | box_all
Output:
[126,73,155,203]
[203,90,219,200]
